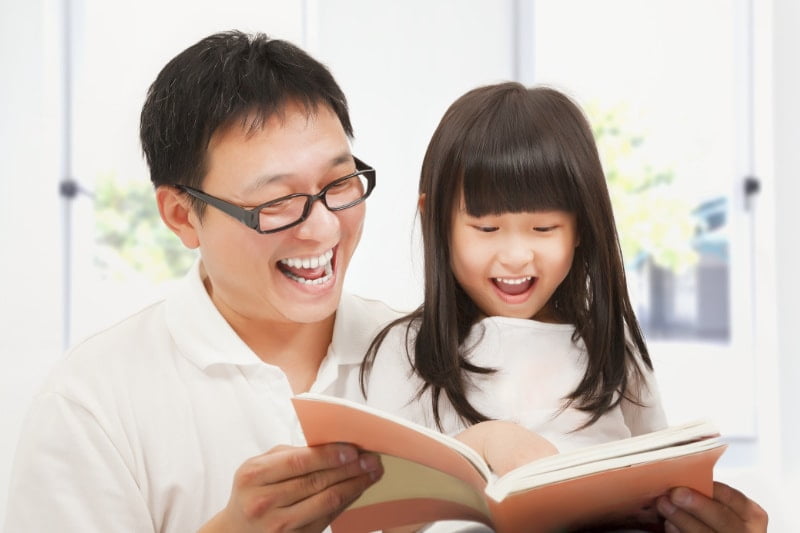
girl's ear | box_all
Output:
[418,193,426,215]
[156,186,200,249]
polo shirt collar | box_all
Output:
[165,260,264,370]
[165,260,379,372]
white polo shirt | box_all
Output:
[4,262,402,533]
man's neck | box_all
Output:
[234,314,336,394]
[199,263,336,393]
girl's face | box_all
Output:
[449,203,579,322]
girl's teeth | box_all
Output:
[495,276,532,285]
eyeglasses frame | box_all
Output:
[176,156,375,234]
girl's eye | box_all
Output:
[534,225,556,232]
[474,225,499,233]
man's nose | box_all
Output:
[294,197,339,240]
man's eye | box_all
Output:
[328,179,351,190]
[260,199,291,214]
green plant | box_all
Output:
[93,173,197,281]
[588,103,698,273]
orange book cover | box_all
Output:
[292,393,727,533]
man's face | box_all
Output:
[190,102,365,327]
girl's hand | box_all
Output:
[456,420,558,476]
[656,481,768,533]
[199,443,383,533]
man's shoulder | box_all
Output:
[68,299,169,356]
[332,293,408,359]
[340,292,408,327]
[51,299,171,386]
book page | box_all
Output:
[493,419,719,490]
[488,438,725,500]
[487,444,727,533]
[350,454,490,513]
[293,393,491,489]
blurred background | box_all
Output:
[1,0,798,528]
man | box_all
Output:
[5,31,389,532]
[4,31,766,533]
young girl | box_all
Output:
[360,82,667,475]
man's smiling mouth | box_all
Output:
[278,249,334,285]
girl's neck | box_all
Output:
[476,303,568,324]
[531,304,567,324]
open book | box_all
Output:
[292,393,727,533]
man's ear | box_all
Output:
[156,186,200,249]
[418,193,426,215]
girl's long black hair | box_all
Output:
[362,83,652,430]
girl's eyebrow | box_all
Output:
[243,152,353,195]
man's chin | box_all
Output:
[282,306,338,325]
[280,287,342,324]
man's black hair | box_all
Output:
[140,30,352,205]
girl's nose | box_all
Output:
[497,239,535,267]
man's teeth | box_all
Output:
[282,263,333,285]
[279,250,334,285]
[494,276,532,285]
[279,250,334,269]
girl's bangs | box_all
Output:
[460,134,577,217]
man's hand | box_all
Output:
[201,443,383,533]
[656,481,768,533]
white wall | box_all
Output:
[0,0,64,520]
[0,0,309,521]
[310,0,516,311]
[773,0,800,483]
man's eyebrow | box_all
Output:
[243,153,354,195]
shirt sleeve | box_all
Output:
[4,391,154,533]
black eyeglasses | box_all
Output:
[177,157,376,234]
